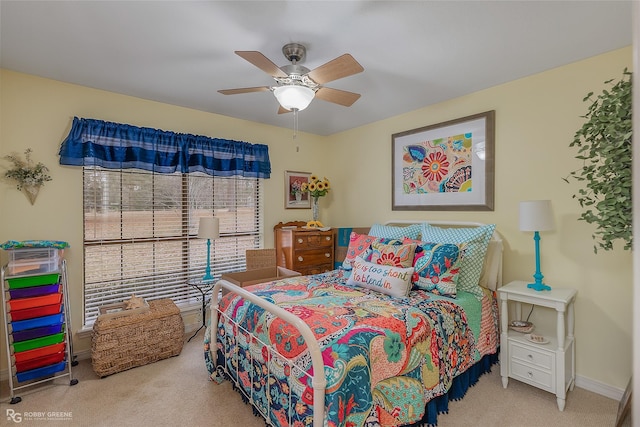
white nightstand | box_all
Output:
[497,280,577,411]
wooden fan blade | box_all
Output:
[218,86,271,95]
[235,51,288,78]
[307,54,364,85]
[277,105,292,114]
[315,87,361,107]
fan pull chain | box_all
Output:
[293,109,299,139]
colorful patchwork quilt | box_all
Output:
[205,269,499,427]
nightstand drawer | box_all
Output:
[294,232,333,249]
[510,359,554,392]
[510,341,553,370]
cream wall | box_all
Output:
[323,47,633,392]
[0,46,633,393]
[0,69,332,370]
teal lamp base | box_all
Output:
[528,231,551,291]
[202,238,214,282]
[527,282,551,291]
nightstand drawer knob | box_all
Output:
[298,238,303,244]
[325,236,331,241]
[325,253,330,258]
[298,256,304,262]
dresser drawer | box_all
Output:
[510,359,554,392]
[293,249,333,268]
[510,341,553,370]
[293,232,333,249]
[296,263,333,276]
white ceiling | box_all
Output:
[0,1,632,136]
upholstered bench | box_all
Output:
[91,298,184,377]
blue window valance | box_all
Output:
[59,117,271,178]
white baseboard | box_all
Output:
[574,375,625,401]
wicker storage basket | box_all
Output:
[246,248,276,270]
[91,299,184,377]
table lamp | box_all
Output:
[198,216,219,282]
[519,200,555,291]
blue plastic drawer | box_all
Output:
[11,313,65,332]
[12,324,64,343]
[16,361,66,383]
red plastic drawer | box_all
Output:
[9,303,63,321]
[8,293,62,311]
[14,343,66,363]
[15,351,65,373]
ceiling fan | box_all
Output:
[218,43,364,113]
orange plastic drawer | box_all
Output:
[8,293,62,311]
[13,343,66,363]
[9,303,63,321]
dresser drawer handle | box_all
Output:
[298,256,304,262]
[527,371,533,378]
[527,354,533,359]
[298,238,303,244]
[325,253,330,258]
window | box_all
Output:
[82,167,263,325]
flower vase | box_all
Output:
[312,197,319,222]
[295,192,302,202]
[22,185,40,205]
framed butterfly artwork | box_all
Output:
[391,110,495,211]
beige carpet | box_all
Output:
[1,330,618,426]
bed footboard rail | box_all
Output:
[210,279,327,427]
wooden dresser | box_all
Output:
[274,222,334,276]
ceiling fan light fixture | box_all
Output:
[273,85,315,111]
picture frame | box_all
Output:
[391,110,495,211]
[284,170,311,209]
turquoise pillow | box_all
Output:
[419,224,496,298]
[369,223,420,240]
[410,241,466,298]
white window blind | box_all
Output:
[82,167,263,325]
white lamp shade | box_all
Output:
[273,85,315,111]
[198,217,219,239]
[519,200,555,232]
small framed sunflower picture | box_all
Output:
[391,110,495,211]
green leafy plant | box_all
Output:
[563,69,632,252]
[3,148,52,190]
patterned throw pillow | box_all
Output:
[369,223,421,240]
[406,239,466,298]
[369,241,417,268]
[342,232,378,270]
[346,256,414,298]
[419,224,496,298]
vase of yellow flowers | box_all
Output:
[301,175,330,222]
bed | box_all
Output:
[205,221,503,427]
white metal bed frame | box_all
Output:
[209,220,503,427]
